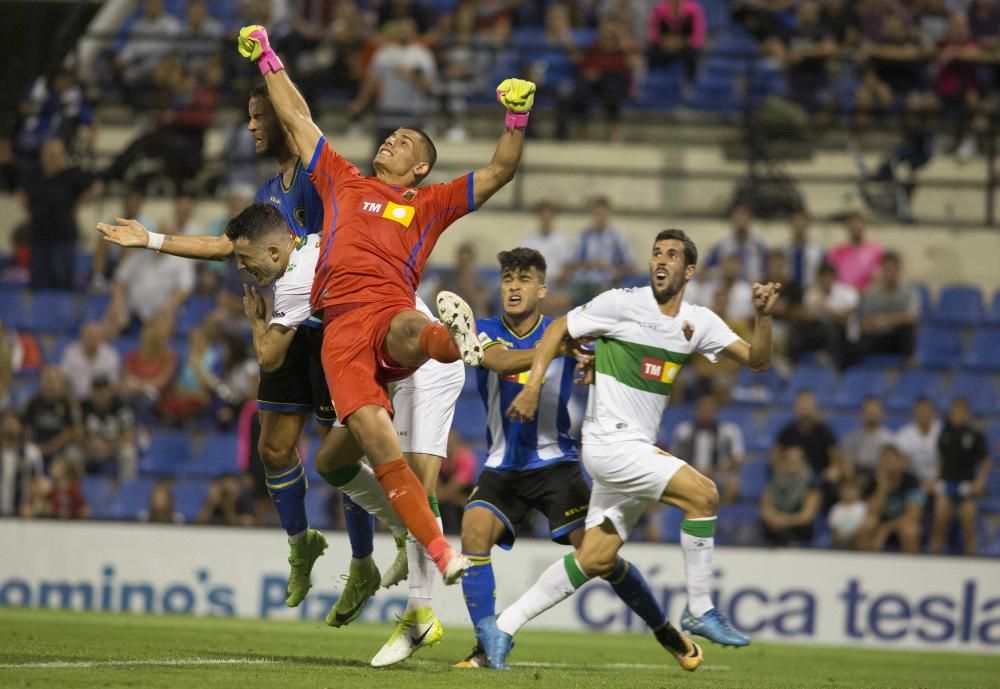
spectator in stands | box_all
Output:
[784,0,839,119]
[103,53,218,193]
[140,479,182,523]
[857,444,924,553]
[843,397,896,479]
[790,262,857,368]
[106,226,195,336]
[688,254,755,329]
[894,397,943,492]
[92,190,151,289]
[438,431,478,533]
[786,209,825,290]
[819,0,860,48]
[671,394,745,505]
[858,251,919,359]
[159,319,222,427]
[522,200,572,285]
[930,397,991,555]
[828,477,867,549]
[758,250,803,358]
[46,455,91,520]
[17,137,101,291]
[936,11,985,160]
[646,0,706,83]
[112,0,183,106]
[121,320,179,427]
[760,445,822,546]
[0,410,43,517]
[432,242,492,319]
[23,366,83,470]
[196,473,255,526]
[213,335,258,428]
[775,390,847,504]
[180,0,224,74]
[60,322,122,401]
[81,376,137,481]
[705,202,768,283]
[564,196,634,305]
[556,13,640,142]
[349,18,438,159]
[438,3,498,142]
[377,0,435,34]
[827,212,883,291]
[15,67,95,164]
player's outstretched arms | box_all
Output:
[96,218,234,261]
[471,78,534,209]
[483,337,578,376]
[243,285,296,372]
[506,315,569,422]
[237,25,322,169]
[721,281,781,372]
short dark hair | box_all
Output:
[408,127,437,173]
[249,83,269,101]
[882,250,901,266]
[590,195,611,209]
[225,202,288,243]
[498,247,547,280]
[654,228,698,266]
[818,261,837,276]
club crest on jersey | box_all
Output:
[682,321,694,341]
[402,189,418,201]
[640,357,681,384]
[293,206,306,226]
[361,199,414,227]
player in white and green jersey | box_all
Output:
[476,228,781,669]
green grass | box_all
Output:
[0,607,995,689]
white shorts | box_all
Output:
[582,440,686,541]
[391,358,465,457]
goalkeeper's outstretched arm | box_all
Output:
[472,78,535,208]
[238,25,323,169]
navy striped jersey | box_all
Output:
[475,315,578,471]
[254,161,324,239]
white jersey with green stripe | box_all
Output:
[566,286,740,445]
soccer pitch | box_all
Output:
[0,607,995,689]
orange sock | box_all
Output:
[374,459,450,562]
[418,323,460,363]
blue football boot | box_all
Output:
[475,615,513,670]
[680,606,750,647]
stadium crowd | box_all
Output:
[0,0,998,559]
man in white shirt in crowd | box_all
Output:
[59,321,122,401]
[789,262,858,368]
[521,200,572,311]
[704,201,769,283]
[671,394,746,505]
[114,0,183,94]
[894,397,942,492]
[842,397,896,477]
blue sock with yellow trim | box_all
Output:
[342,495,375,560]
[265,461,308,542]
[605,558,667,630]
[461,551,496,627]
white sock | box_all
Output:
[680,517,716,617]
[496,553,589,636]
[405,516,442,612]
[339,462,405,533]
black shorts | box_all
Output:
[467,461,590,549]
[256,326,336,425]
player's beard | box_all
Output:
[652,272,686,304]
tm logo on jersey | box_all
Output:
[640,357,681,384]
[361,200,415,227]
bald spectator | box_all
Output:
[859,251,919,359]
[827,212,884,290]
[705,202,768,283]
[60,322,122,400]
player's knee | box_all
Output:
[257,438,293,472]
[460,522,493,555]
[576,549,616,579]
[690,476,719,516]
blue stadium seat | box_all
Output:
[688,75,739,114]
[779,365,838,404]
[140,431,192,476]
[184,434,240,477]
[658,403,695,449]
[658,508,684,543]
[855,353,904,370]
[115,478,155,520]
[701,0,731,33]
[0,290,29,329]
[173,479,209,522]
[23,291,78,334]
[914,327,962,369]
[986,289,1000,326]
[715,504,761,546]
[914,282,932,317]
[47,336,74,365]
[886,370,942,412]
[944,372,998,416]
[986,422,1000,456]
[718,408,756,442]
[177,296,217,336]
[981,469,1000,515]
[739,462,769,501]
[109,336,140,360]
[452,391,487,441]
[962,329,1000,371]
[81,293,111,324]
[932,284,983,326]
[82,477,116,519]
[753,413,794,452]
[831,368,889,409]
[634,67,684,111]
[304,486,332,530]
[731,366,784,405]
